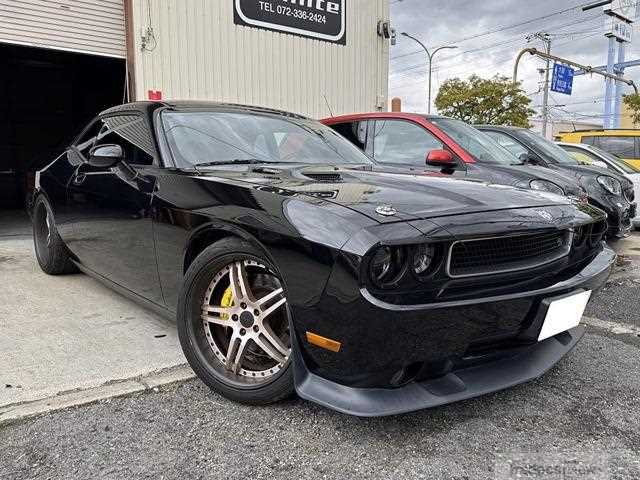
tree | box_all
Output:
[434,75,534,127]
[623,93,640,125]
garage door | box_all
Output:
[0,0,125,58]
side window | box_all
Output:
[596,136,636,158]
[94,115,155,166]
[371,120,444,165]
[329,121,367,151]
[563,147,599,166]
[581,136,596,146]
[484,131,529,158]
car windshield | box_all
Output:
[162,111,374,168]
[429,118,520,165]
[517,130,578,165]
[590,145,640,174]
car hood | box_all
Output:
[480,164,585,197]
[196,164,572,223]
[553,164,634,194]
[555,163,629,183]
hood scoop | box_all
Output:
[252,166,282,175]
[303,172,343,183]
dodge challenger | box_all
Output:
[33,101,615,416]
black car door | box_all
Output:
[66,113,164,305]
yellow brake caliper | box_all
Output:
[220,286,234,320]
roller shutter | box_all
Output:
[0,0,126,58]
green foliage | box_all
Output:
[434,75,534,127]
[623,94,640,125]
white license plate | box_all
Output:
[538,290,592,342]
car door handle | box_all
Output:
[73,173,87,185]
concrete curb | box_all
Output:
[0,364,195,425]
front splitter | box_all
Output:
[294,326,585,417]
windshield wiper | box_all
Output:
[193,159,279,167]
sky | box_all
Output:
[389,0,640,127]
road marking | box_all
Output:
[583,316,640,337]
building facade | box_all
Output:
[129,0,390,118]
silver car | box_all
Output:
[558,142,639,229]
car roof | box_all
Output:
[100,101,309,120]
[475,125,524,132]
[556,142,591,149]
[321,112,449,123]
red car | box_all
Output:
[321,113,585,199]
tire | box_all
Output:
[32,195,78,275]
[177,237,294,405]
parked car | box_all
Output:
[321,113,587,201]
[557,129,640,169]
[477,125,636,238]
[33,101,614,416]
[558,142,640,229]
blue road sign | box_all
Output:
[551,64,574,95]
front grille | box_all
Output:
[447,230,572,278]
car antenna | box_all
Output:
[323,94,335,117]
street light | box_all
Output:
[400,32,457,114]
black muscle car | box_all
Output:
[33,102,615,416]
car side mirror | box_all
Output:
[88,144,123,168]
[426,149,455,168]
[519,152,541,165]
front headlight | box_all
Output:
[369,246,406,288]
[597,175,622,196]
[529,179,565,196]
[368,244,442,288]
[412,244,437,276]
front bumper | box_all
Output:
[599,198,635,237]
[295,326,584,417]
[292,246,615,416]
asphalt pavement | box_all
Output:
[1,229,639,479]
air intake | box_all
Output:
[304,172,343,183]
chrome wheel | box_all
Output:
[201,259,291,380]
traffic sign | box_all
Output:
[551,64,574,95]
[604,0,636,23]
[606,16,633,42]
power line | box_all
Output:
[389,30,604,91]
[391,0,639,75]
[390,0,597,62]
[390,14,604,78]
[390,29,604,85]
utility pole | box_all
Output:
[529,32,552,138]
[582,0,635,128]
[612,41,626,127]
[604,36,618,128]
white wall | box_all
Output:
[130,0,389,118]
